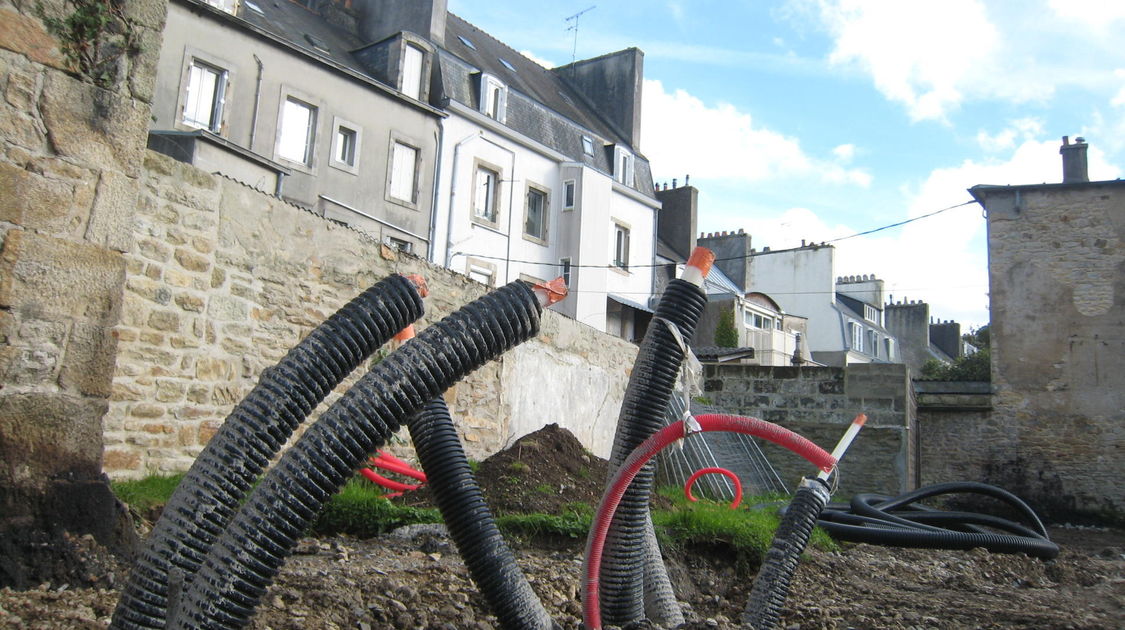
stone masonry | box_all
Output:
[703,363,916,497]
[0,0,168,586]
[104,151,638,478]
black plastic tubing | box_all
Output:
[815,482,1059,560]
[742,477,830,630]
[595,277,708,625]
[110,274,424,630]
[409,397,560,630]
[167,280,544,630]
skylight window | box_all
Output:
[304,34,330,54]
[458,35,476,50]
[499,58,516,72]
[244,1,264,14]
[581,136,595,156]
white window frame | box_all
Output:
[387,140,419,206]
[523,183,549,244]
[613,220,631,271]
[581,136,595,156]
[401,43,425,100]
[466,258,496,287]
[471,161,502,226]
[563,179,576,211]
[329,116,361,174]
[276,93,318,169]
[850,321,864,352]
[480,74,508,122]
[385,235,413,254]
[613,146,635,186]
[182,58,228,133]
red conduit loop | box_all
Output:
[358,468,421,493]
[684,467,743,510]
[369,456,429,482]
[583,413,835,630]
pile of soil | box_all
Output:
[397,423,610,516]
[1,424,1122,629]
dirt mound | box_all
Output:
[398,423,610,516]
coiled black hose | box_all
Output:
[595,277,707,625]
[742,477,830,630]
[166,280,544,630]
[110,274,425,630]
[815,482,1059,560]
[409,397,559,630]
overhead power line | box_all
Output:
[451,198,978,270]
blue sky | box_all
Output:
[447,0,1125,329]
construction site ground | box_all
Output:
[2,425,1122,629]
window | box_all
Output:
[563,180,576,211]
[467,261,494,286]
[473,165,500,224]
[581,136,595,156]
[613,222,630,270]
[388,142,418,203]
[614,146,635,186]
[850,322,864,352]
[499,57,517,72]
[278,96,316,165]
[204,0,237,14]
[885,337,895,360]
[385,236,413,254]
[866,330,876,355]
[329,119,360,172]
[183,60,226,132]
[524,186,548,243]
[480,74,507,122]
[864,304,879,324]
[560,258,572,287]
[457,35,476,50]
[401,44,424,100]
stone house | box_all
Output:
[884,299,972,376]
[968,136,1125,519]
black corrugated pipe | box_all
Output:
[815,482,1059,560]
[742,477,830,630]
[166,280,545,630]
[594,268,708,625]
[110,274,426,630]
[409,397,560,630]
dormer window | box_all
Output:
[480,74,507,122]
[613,145,635,186]
[401,44,425,100]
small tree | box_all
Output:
[921,347,991,381]
[715,308,738,348]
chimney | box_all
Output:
[1060,136,1089,184]
[357,0,448,46]
[554,48,645,150]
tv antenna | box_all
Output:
[566,5,596,65]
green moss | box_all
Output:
[110,473,183,514]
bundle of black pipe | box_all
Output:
[410,397,559,630]
[595,276,708,625]
[110,274,426,630]
[742,477,830,630]
[814,481,1059,560]
[165,279,545,630]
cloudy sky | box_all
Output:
[447,0,1125,328]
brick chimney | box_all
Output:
[1060,136,1089,184]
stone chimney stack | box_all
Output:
[1060,136,1089,184]
[356,0,448,45]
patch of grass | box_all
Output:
[534,483,554,495]
[508,460,529,473]
[111,473,183,514]
[313,479,440,538]
[497,510,592,540]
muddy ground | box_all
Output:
[1,425,1122,629]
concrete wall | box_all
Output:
[0,0,168,585]
[977,181,1125,521]
[702,363,916,496]
[104,151,638,478]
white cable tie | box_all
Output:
[684,414,702,438]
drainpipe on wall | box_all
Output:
[426,120,444,263]
[444,131,482,268]
[249,54,264,152]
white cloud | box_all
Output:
[641,79,870,186]
[975,117,1044,152]
[518,49,557,69]
[833,143,856,162]
[1048,0,1125,30]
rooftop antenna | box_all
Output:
[566,5,596,65]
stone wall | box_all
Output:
[0,0,167,586]
[104,151,637,478]
[913,381,993,487]
[978,181,1125,522]
[702,363,916,496]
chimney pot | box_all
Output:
[685,174,690,186]
[672,178,678,188]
